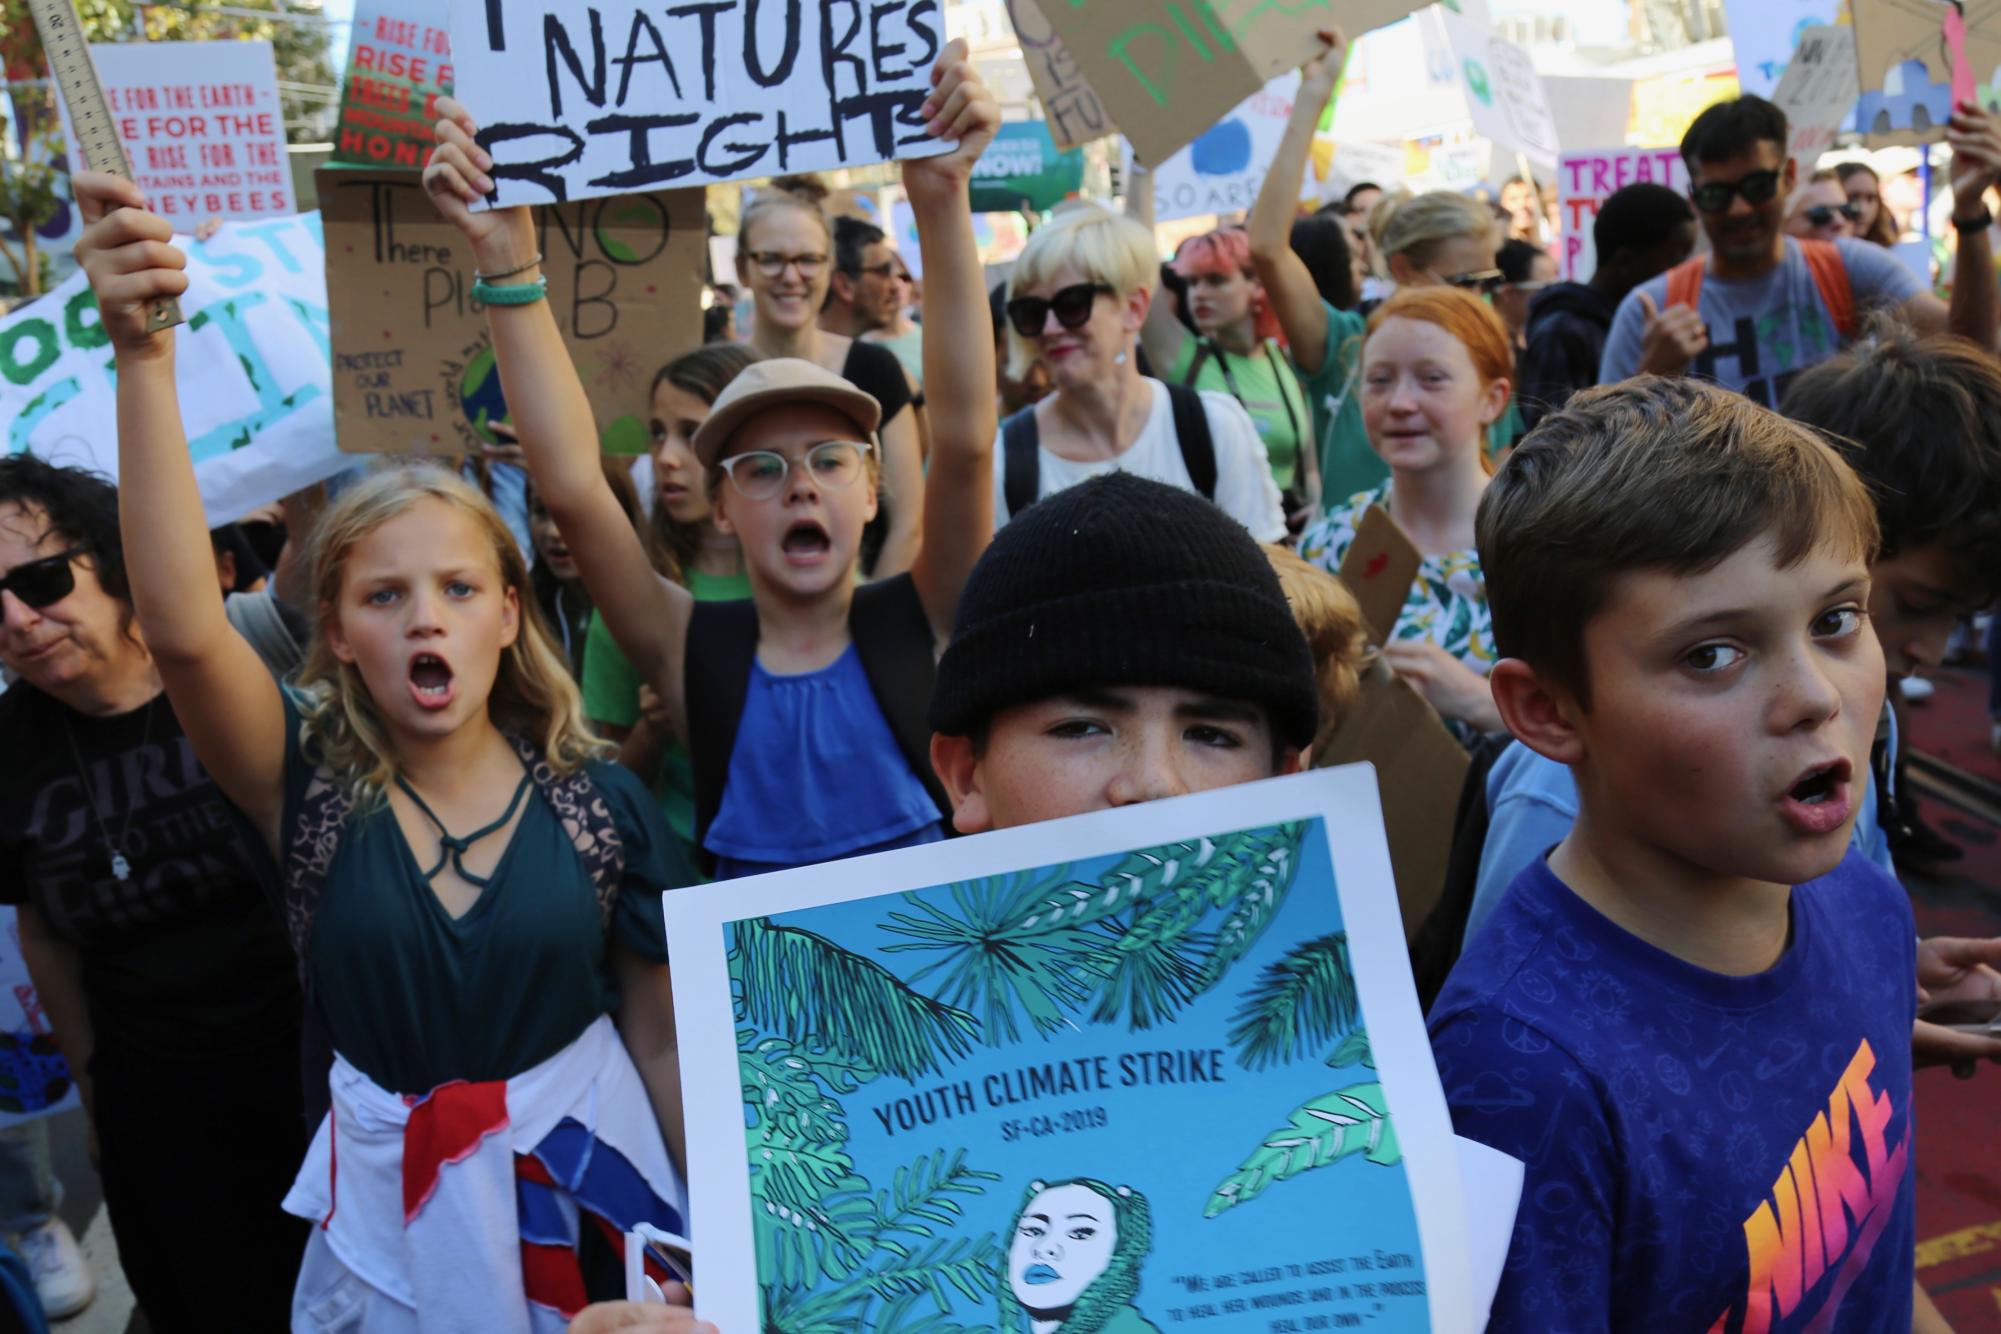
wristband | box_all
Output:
[1953,206,1994,232]
[475,253,543,281]
[472,276,548,307]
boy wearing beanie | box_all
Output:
[928,471,1319,831]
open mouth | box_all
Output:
[781,520,833,564]
[408,651,457,710]
[1779,758,1852,835]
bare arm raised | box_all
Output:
[1248,29,1345,379]
[422,110,696,732]
[73,172,289,851]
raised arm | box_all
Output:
[73,173,289,849]
[871,405,925,578]
[1123,162,1193,376]
[904,40,1001,640]
[1248,29,1346,378]
[423,108,694,723]
[1934,104,2000,349]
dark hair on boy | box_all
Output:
[0,455,130,608]
[1782,326,2001,602]
[1594,183,1694,263]
[1680,94,1788,169]
[832,214,886,280]
[1343,181,1382,208]
[1477,376,1878,706]
[1496,237,1544,285]
[1289,212,1358,311]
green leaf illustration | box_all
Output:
[871,1149,1003,1260]
[1204,1083,1400,1219]
[740,1032,871,1146]
[1326,1029,1374,1070]
[1227,934,1359,1071]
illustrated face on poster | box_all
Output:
[667,771,1474,1332]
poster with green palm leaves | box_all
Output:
[665,768,1475,1333]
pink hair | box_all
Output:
[1172,228,1281,342]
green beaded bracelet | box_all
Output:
[472,276,548,307]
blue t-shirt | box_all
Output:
[705,644,944,879]
[1599,237,1923,408]
[1430,851,1917,1332]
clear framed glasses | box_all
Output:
[747,251,830,279]
[719,440,873,501]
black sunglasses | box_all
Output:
[1803,202,1864,227]
[1690,169,1782,213]
[1438,268,1505,295]
[0,547,84,611]
[1005,282,1114,338]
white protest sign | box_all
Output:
[58,41,294,222]
[1126,74,1325,224]
[1437,9,1560,169]
[446,0,953,207]
[1556,148,1688,281]
[1723,0,1841,99]
[1331,140,1409,196]
[1772,25,1860,177]
[1,216,343,526]
[0,908,80,1129]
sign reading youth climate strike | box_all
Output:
[333,0,455,168]
[57,41,292,220]
[444,0,953,206]
[664,769,1482,1332]
[1037,0,1424,166]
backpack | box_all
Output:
[1663,237,1858,341]
[1000,381,1216,518]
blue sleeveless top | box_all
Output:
[704,645,945,880]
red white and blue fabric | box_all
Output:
[283,1016,687,1331]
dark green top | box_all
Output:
[264,689,686,1095]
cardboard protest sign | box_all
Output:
[1335,505,1423,649]
[57,41,292,221]
[445,0,952,207]
[0,909,79,1130]
[333,0,455,169]
[318,169,703,455]
[1437,8,1561,169]
[1555,147,1688,282]
[1127,74,1329,223]
[1006,0,1113,150]
[1723,0,1843,98]
[664,770,1475,1332]
[1774,26,1862,175]
[0,216,342,526]
[1852,0,2001,145]
[1041,0,1425,167]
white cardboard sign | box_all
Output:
[1771,25,1860,176]
[1556,147,1689,282]
[1438,9,1560,169]
[1126,74,1324,224]
[446,0,953,206]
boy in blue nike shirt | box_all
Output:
[1430,376,1938,1330]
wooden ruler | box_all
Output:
[26,0,184,332]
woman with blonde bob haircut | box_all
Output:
[74,165,699,1326]
[997,201,1286,539]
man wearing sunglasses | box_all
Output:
[1600,94,2001,408]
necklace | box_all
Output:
[57,695,156,884]
[395,770,534,889]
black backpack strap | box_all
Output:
[848,574,953,827]
[1000,405,1041,519]
[1163,382,1217,501]
[509,734,625,931]
[684,597,763,870]
[284,762,353,990]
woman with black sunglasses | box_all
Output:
[993,203,1286,540]
[0,456,307,1331]
[1786,169,1860,243]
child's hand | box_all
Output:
[422,96,537,271]
[1382,639,1502,733]
[72,171,187,361]
[902,39,1000,200]
[1914,935,2001,1077]
[566,1299,716,1333]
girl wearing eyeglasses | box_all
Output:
[733,184,925,579]
[424,43,999,884]
[994,203,1286,540]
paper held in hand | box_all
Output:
[445,0,954,207]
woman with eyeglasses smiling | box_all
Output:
[731,183,926,579]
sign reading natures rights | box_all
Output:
[665,769,1476,1332]
[58,40,293,220]
[333,0,455,169]
[319,169,704,454]
[1555,147,1688,282]
[0,216,343,524]
[1006,0,1113,150]
[444,0,953,206]
[1040,0,1425,166]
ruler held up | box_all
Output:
[26,0,185,333]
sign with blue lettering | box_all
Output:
[446,0,955,206]
[664,767,1477,1332]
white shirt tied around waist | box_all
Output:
[286,1014,688,1332]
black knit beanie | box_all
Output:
[930,472,1318,749]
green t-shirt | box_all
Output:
[267,689,690,1094]
[580,567,754,865]
[1169,333,1311,491]
[1294,301,1389,503]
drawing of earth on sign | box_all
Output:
[1190,119,1253,176]
[1463,57,1494,106]
[458,345,511,446]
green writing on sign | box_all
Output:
[1080,0,1336,106]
